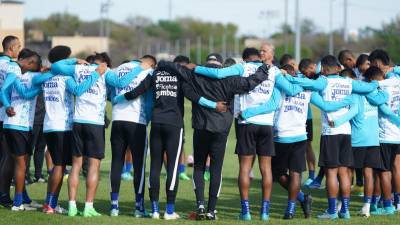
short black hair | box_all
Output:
[280,64,295,76]
[298,58,313,73]
[338,49,354,65]
[224,58,236,67]
[321,55,341,68]
[93,52,112,67]
[141,54,157,66]
[18,48,42,72]
[173,55,190,64]
[48,46,71,63]
[242,48,260,61]
[2,35,18,51]
[363,66,384,81]
[340,68,356,79]
[85,55,96,64]
[279,54,294,67]
[369,49,390,66]
[356,54,369,68]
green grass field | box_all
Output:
[0,105,399,225]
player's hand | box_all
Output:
[40,66,50,72]
[328,121,334,128]
[96,63,107,75]
[216,101,227,113]
[280,69,288,75]
[6,107,15,117]
[140,61,153,70]
[184,63,197,70]
[76,59,89,65]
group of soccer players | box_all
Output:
[1,34,400,221]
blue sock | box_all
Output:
[136,194,144,211]
[340,197,350,213]
[13,193,23,207]
[328,198,336,214]
[364,196,372,204]
[371,195,379,205]
[297,191,305,202]
[394,193,400,205]
[240,199,250,215]
[151,201,159,213]
[111,192,119,209]
[286,200,296,214]
[178,164,185,174]
[22,190,31,204]
[45,192,51,205]
[205,166,210,172]
[49,193,58,209]
[383,199,392,208]
[166,203,175,214]
[197,200,205,208]
[125,162,133,173]
[261,200,270,215]
[378,195,383,207]
[308,170,315,180]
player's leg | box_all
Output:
[32,124,46,182]
[238,155,254,220]
[0,133,14,207]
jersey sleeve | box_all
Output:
[32,71,55,86]
[351,80,378,94]
[123,75,153,101]
[241,87,281,119]
[105,64,143,88]
[284,75,327,91]
[194,63,244,79]
[275,74,304,96]
[14,78,42,99]
[66,71,100,96]
[0,72,17,108]
[51,58,77,76]
[310,91,353,112]
[365,89,389,106]
[332,94,359,127]
[379,104,400,126]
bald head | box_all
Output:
[260,42,275,65]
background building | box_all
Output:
[0,0,24,51]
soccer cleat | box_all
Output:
[195,207,206,221]
[110,208,119,217]
[303,178,314,186]
[238,212,251,221]
[68,205,79,217]
[308,180,322,189]
[179,172,191,181]
[134,209,150,218]
[206,211,217,220]
[164,212,180,220]
[339,211,351,219]
[300,194,312,218]
[317,212,338,219]
[381,206,395,215]
[358,206,370,218]
[54,205,67,214]
[260,213,270,221]
[83,207,102,217]
[24,200,42,209]
[151,211,160,219]
[121,172,133,181]
[22,204,37,211]
[204,171,210,181]
[42,204,55,214]
[33,176,47,183]
[283,213,294,220]
[11,205,25,211]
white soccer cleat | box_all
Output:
[164,212,180,220]
[54,205,68,214]
[358,205,370,218]
[151,212,160,219]
[25,200,42,209]
[11,205,25,211]
[110,208,119,217]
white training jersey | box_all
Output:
[111,62,152,124]
[274,90,312,139]
[42,74,74,132]
[0,57,11,122]
[378,78,400,143]
[320,76,352,135]
[238,65,279,125]
[4,72,39,130]
[73,65,107,125]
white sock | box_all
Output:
[363,203,370,210]
[69,201,76,208]
[397,203,400,209]
[85,202,93,209]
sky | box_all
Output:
[22,0,400,37]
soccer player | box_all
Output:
[338,49,356,70]
[1,49,43,211]
[0,35,21,208]
[113,57,226,220]
[354,54,370,80]
[50,53,118,217]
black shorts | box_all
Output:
[306,119,313,141]
[45,131,72,166]
[380,143,400,171]
[72,123,105,159]
[235,124,275,156]
[4,129,32,156]
[352,147,382,169]
[272,141,307,176]
[319,135,353,168]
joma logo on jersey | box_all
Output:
[43,82,58,88]
[155,75,177,83]
[78,75,91,83]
